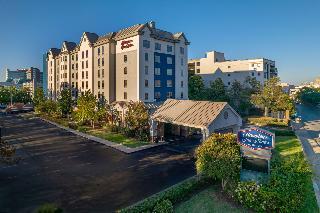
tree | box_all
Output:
[125,101,150,140]
[188,75,207,100]
[33,88,45,107]
[0,88,11,104]
[75,91,97,128]
[297,87,320,106]
[251,77,291,116]
[207,78,229,102]
[196,133,241,191]
[58,88,72,117]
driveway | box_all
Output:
[295,104,320,206]
[0,115,197,213]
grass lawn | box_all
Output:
[275,135,318,212]
[174,186,247,213]
[246,116,289,128]
[88,128,150,148]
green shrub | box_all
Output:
[152,199,173,213]
[68,122,78,130]
[34,203,62,213]
[77,126,88,133]
[119,176,210,213]
[272,129,295,136]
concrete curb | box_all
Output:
[38,117,168,154]
[292,121,320,208]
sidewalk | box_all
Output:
[39,117,167,154]
[293,121,320,208]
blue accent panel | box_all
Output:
[154,52,175,101]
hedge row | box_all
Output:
[119,176,210,213]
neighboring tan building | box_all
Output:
[46,21,190,103]
[188,51,278,87]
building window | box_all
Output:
[76,63,78,70]
[252,72,255,76]
[196,62,200,66]
[124,55,127,62]
[86,71,88,79]
[98,59,100,66]
[167,80,173,87]
[98,70,100,78]
[124,67,127,74]
[167,69,172,76]
[196,69,200,73]
[155,68,160,75]
[181,58,183,66]
[167,45,172,53]
[228,82,231,85]
[180,47,184,54]
[181,81,184,87]
[82,81,84,88]
[72,55,74,61]
[82,51,84,59]
[258,72,261,76]
[98,81,100,89]
[124,92,127,99]
[76,55,78,61]
[155,55,160,63]
[72,73,74,78]
[145,66,148,75]
[155,80,161,87]
[98,47,100,55]
[181,70,184,76]
[145,80,149,87]
[76,73,78,79]
[145,53,149,61]
[86,50,88,58]
[72,64,74,70]
[86,81,88,89]
[102,46,104,54]
[86,60,88,68]
[227,73,231,76]
[167,57,172,64]
[228,66,231,68]
[143,40,150,48]
[155,92,161,99]
[180,92,184,99]
[102,80,104,89]
[102,58,104,66]
[145,93,149,100]
[82,61,84,69]
[82,71,84,79]
[124,80,127,88]
[155,43,161,51]
[167,92,173,98]
[102,69,104,77]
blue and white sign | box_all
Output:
[237,127,275,150]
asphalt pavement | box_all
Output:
[0,115,197,213]
[295,104,320,206]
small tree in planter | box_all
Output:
[196,133,241,191]
[58,88,73,117]
[75,90,97,128]
[125,101,150,141]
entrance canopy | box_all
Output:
[151,99,229,129]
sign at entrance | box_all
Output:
[237,127,274,150]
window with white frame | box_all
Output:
[167,45,173,53]
[155,68,160,75]
[155,43,161,51]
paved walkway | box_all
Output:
[294,104,320,207]
[0,114,196,213]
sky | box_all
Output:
[0,0,319,85]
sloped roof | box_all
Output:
[64,41,77,51]
[84,32,99,43]
[114,24,145,40]
[151,99,228,129]
[49,48,61,57]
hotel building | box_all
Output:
[46,21,189,103]
[188,51,278,87]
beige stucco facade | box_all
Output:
[188,51,278,87]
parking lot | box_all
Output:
[0,115,197,213]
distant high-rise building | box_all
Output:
[43,53,48,96]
